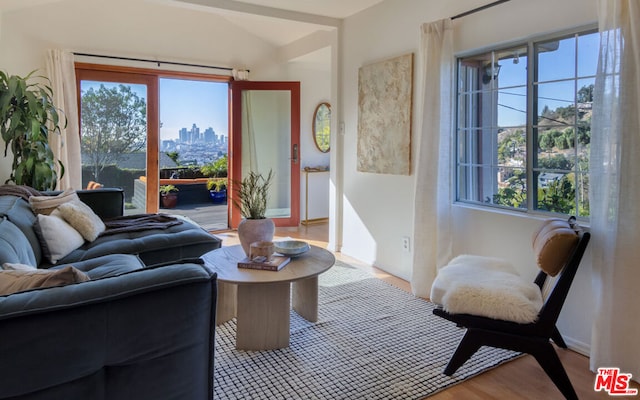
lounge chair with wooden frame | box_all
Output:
[431,217,590,400]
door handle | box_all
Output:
[292,143,298,164]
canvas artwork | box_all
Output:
[357,53,413,175]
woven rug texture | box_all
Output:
[214,261,520,400]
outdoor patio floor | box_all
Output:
[160,201,228,232]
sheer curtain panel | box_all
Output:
[410,19,454,297]
[590,0,640,377]
[45,49,82,190]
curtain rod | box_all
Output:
[451,0,511,20]
[72,52,248,72]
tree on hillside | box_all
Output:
[81,84,147,182]
[578,84,594,103]
[167,151,180,165]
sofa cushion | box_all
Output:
[0,266,90,296]
[0,217,37,267]
[34,212,86,264]
[0,196,42,264]
[58,200,106,242]
[57,220,221,266]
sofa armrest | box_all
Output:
[0,263,217,400]
[76,188,125,220]
[0,262,214,319]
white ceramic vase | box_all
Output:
[237,218,275,256]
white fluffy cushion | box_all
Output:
[34,211,85,264]
[58,200,106,242]
[430,255,517,305]
[431,255,543,324]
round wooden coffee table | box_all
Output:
[201,244,335,350]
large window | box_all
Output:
[456,29,598,217]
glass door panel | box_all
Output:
[158,78,229,231]
[241,90,292,218]
[78,79,151,214]
[230,81,300,228]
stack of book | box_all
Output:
[237,255,291,271]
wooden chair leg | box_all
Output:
[532,343,578,400]
[443,330,482,376]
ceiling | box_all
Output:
[221,0,386,19]
[0,0,385,48]
[165,0,386,47]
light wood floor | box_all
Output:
[214,223,639,399]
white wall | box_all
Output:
[340,0,597,353]
[0,0,331,208]
[284,49,331,221]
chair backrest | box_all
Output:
[533,229,590,330]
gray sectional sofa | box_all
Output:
[0,187,221,400]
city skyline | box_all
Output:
[163,122,228,144]
[160,78,228,142]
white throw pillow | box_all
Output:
[34,211,85,264]
[58,200,106,242]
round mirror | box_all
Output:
[313,102,331,153]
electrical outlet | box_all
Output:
[401,236,410,252]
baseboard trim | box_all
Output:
[565,336,590,357]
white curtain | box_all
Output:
[233,69,257,173]
[45,49,82,190]
[410,19,454,298]
[590,0,640,377]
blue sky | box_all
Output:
[159,78,228,141]
[495,31,599,127]
[80,78,229,141]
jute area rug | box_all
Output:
[214,261,520,400]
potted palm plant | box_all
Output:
[0,70,65,190]
[206,177,227,203]
[233,170,275,256]
[160,184,179,208]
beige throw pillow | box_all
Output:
[34,212,86,264]
[532,219,579,277]
[29,189,79,215]
[58,200,106,242]
[0,266,90,296]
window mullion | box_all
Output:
[526,41,535,212]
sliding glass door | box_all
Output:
[75,65,159,211]
[76,64,231,231]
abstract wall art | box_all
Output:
[357,53,413,175]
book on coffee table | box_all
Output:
[237,255,291,271]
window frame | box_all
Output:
[453,25,598,219]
